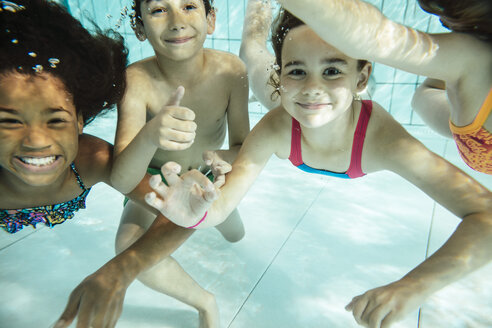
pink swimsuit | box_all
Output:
[289,100,372,179]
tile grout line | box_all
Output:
[0,227,44,252]
[418,138,448,328]
[226,183,327,328]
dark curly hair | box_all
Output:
[269,9,368,100]
[418,0,492,43]
[0,0,128,125]
[131,0,214,28]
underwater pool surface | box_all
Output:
[1,0,491,327]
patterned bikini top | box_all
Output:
[0,163,91,234]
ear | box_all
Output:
[206,10,216,35]
[77,112,84,135]
[133,20,147,41]
[356,62,372,93]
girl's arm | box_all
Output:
[411,78,452,138]
[277,0,487,84]
[146,109,283,229]
[239,0,280,110]
[352,106,492,327]
[215,55,251,164]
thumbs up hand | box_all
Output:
[147,86,197,151]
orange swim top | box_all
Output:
[449,87,492,174]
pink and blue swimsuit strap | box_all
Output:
[288,100,373,179]
[0,163,91,234]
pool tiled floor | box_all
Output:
[0,112,491,328]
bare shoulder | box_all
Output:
[125,58,157,88]
[362,101,423,170]
[204,49,247,75]
[74,134,113,187]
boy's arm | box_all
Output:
[348,107,492,327]
[277,0,486,84]
[110,69,196,194]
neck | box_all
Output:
[155,49,206,87]
[0,167,71,204]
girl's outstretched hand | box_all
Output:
[345,280,426,328]
[145,162,218,228]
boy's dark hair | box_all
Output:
[269,9,368,100]
[0,0,128,125]
[131,0,214,27]
[418,0,492,43]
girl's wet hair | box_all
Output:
[131,0,214,28]
[0,0,128,125]
[269,9,368,100]
[418,0,492,43]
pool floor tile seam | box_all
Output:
[227,184,327,328]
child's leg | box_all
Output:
[239,0,280,110]
[214,208,245,243]
[115,200,219,328]
[411,78,453,138]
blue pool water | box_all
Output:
[0,1,491,327]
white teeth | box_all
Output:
[19,156,57,166]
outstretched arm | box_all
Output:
[239,0,280,110]
[347,107,492,327]
[146,110,282,229]
[54,211,192,328]
[277,0,484,84]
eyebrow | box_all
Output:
[0,107,18,114]
[0,107,73,115]
[284,58,349,68]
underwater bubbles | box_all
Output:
[0,1,26,13]
[48,58,60,68]
[32,64,43,73]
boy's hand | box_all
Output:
[147,86,197,151]
[203,150,232,188]
[145,162,218,228]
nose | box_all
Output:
[169,10,186,31]
[301,76,323,97]
[22,125,52,151]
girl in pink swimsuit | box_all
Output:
[146,7,492,328]
[275,0,492,174]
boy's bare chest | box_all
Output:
[146,83,229,124]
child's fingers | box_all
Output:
[213,174,226,189]
[149,174,169,197]
[166,85,185,106]
[161,162,181,186]
[202,150,215,166]
[145,192,166,211]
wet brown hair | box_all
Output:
[0,0,128,125]
[418,0,492,42]
[269,9,368,100]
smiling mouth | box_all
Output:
[296,102,331,110]
[165,37,193,44]
[17,155,59,167]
